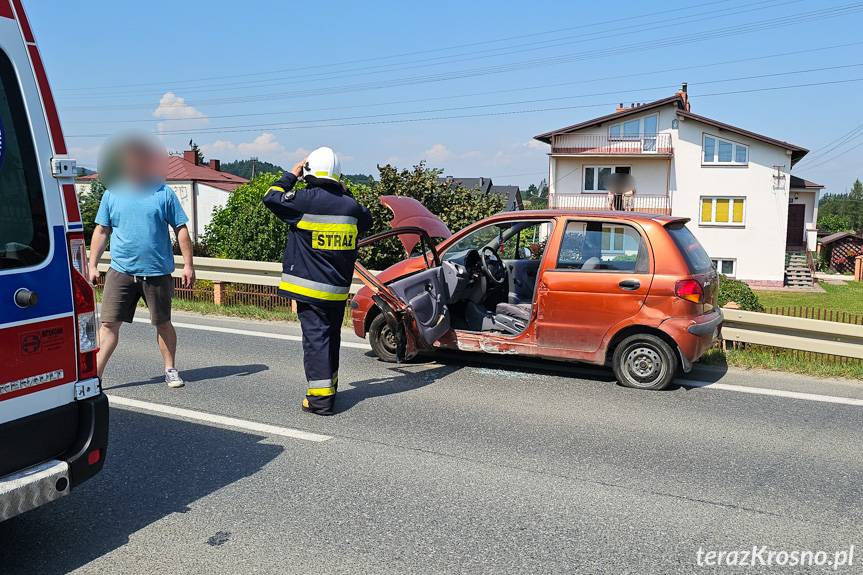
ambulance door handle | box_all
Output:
[14,288,38,308]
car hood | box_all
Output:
[380,195,452,254]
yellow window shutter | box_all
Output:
[732,199,744,223]
[701,199,712,222]
[715,199,730,222]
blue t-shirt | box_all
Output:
[95,184,189,276]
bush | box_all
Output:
[202,172,292,262]
[717,274,763,312]
[351,163,504,269]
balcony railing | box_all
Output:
[552,133,673,155]
[551,193,671,215]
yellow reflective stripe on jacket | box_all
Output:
[268,186,285,193]
[307,386,336,397]
[296,221,357,233]
[279,281,350,301]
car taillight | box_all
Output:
[68,233,99,378]
[675,279,704,304]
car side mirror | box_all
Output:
[521,247,531,259]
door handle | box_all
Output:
[14,288,38,307]
[618,279,640,291]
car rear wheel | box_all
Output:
[612,334,678,390]
[369,314,399,363]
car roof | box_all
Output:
[484,210,689,225]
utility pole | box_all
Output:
[250,157,259,179]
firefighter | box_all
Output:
[263,147,373,415]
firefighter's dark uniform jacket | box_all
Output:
[263,172,372,307]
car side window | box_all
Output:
[0,49,49,270]
[557,221,649,273]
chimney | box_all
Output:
[210,159,220,172]
[616,103,627,113]
[479,177,484,188]
[675,82,691,112]
[183,150,198,165]
[446,175,453,185]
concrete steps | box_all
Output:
[784,251,814,288]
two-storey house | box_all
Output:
[533,85,822,287]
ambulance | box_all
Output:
[0,0,108,522]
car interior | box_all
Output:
[384,220,553,344]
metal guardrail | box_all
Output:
[93,253,863,359]
[95,253,372,295]
[721,309,863,360]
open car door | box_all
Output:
[355,227,453,362]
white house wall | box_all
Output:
[195,183,231,239]
[673,117,790,284]
[551,156,669,197]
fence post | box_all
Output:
[855,256,863,282]
[213,281,226,306]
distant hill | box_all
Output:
[219,159,284,180]
[343,174,375,186]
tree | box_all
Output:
[202,172,292,261]
[218,159,284,180]
[851,178,863,201]
[78,179,106,245]
[189,140,205,165]
[350,163,504,269]
[818,213,853,234]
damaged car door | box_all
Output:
[354,227,454,361]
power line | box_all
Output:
[796,139,863,172]
[794,123,863,167]
[65,45,863,126]
[59,3,863,112]
[67,78,863,139]
[79,65,863,138]
[53,0,786,94]
[58,0,799,100]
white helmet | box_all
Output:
[303,147,341,183]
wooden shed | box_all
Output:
[818,232,863,274]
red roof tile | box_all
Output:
[74,155,249,191]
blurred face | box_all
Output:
[99,131,168,192]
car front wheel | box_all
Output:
[612,334,678,390]
[368,314,399,363]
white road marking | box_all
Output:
[107,395,332,442]
[679,380,863,407]
[132,317,370,349]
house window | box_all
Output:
[711,258,736,277]
[584,166,630,192]
[700,196,745,226]
[601,226,628,253]
[609,114,658,140]
[703,134,748,165]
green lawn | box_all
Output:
[754,281,863,315]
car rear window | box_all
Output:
[0,48,49,270]
[665,222,712,274]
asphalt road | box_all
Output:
[3,309,863,574]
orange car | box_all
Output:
[352,198,722,390]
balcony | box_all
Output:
[551,193,671,215]
[552,133,673,156]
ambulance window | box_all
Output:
[0,49,49,270]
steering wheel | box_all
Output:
[481,246,507,285]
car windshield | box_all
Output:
[665,222,713,274]
[0,48,49,270]
[442,221,551,263]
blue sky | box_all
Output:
[24,0,863,192]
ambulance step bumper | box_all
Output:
[0,459,70,522]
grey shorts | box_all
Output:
[101,267,174,325]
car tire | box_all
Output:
[612,334,678,391]
[369,314,399,363]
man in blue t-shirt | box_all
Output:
[87,142,196,388]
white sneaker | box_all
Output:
[165,369,185,388]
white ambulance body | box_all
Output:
[0,0,108,522]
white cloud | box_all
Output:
[460,150,484,160]
[153,92,208,134]
[422,144,455,164]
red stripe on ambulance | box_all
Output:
[0,1,13,20]
[63,184,82,223]
[26,44,66,154]
[0,316,77,402]
[10,0,33,42]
